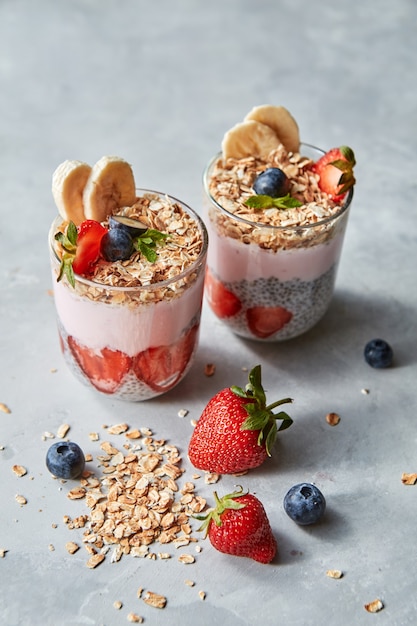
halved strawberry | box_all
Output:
[68,336,132,394]
[72,220,108,276]
[246,305,292,338]
[312,146,356,202]
[205,268,242,318]
[133,324,199,393]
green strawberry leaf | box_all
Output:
[231,365,293,457]
[339,145,356,166]
[244,193,302,210]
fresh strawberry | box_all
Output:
[55,219,108,286]
[312,145,356,202]
[133,323,199,393]
[72,220,108,276]
[246,305,292,338]
[68,336,132,394]
[205,268,242,318]
[188,364,293,474]
[195,487,277,563]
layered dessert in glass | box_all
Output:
[203,105,355,341]
[49,156,208,400]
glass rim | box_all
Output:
[49,188,209,293]
[202,142,353,232]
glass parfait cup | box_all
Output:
[203,144,353,341]
[49,191,208,400]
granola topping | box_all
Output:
[53,192,205,305]
[206,145,349,252]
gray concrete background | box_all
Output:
[1,1,417,624]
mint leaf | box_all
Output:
[244,194,302,210]
[133,228,168,263]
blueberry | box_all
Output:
[46,442,85,479]
[109,215,148,237]
[364,338,393,368]
[100,228,134,262]
[253,168,290,197]
[283,483,326,525]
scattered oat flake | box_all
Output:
[43,431,55,439]
[361,388,370,395]
[12,465,27,477]
[364,599,384,613]
[326,569,343,579]
[125,429,141,439]
[86,553,105,569]
[127,612,143,623]
[204,472,220,484]
[178,554,195,564]
[401,472,417,485]
[199,590,206,601]
[190,419,197,427]
[89,432,99,441]
[0,549,8,558]
[65,541,80,554]
[0,403,11,414]
[15,494,27,505]
[204,363,216,377]
[178,409,189,418]
[142,591,167,609]
[107,423,129,435]
[113,600,123,610]
[185,579,195,587]
[326,412,340,426]
[57,424,70,438]
[67,487,86,500]
[48,544,55,552]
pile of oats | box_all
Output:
[53,193,205,305]
[206,145,350,252]
[64,429,206,566]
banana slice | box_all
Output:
[244,105,300,154]
[221,120,281,160]
[52,160,92,225]
[83,156,137,223]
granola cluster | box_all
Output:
[206,145,349,251]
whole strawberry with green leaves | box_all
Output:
[188,365,293,474]
[195,487,277,564]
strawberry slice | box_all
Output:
[133,324,199,393]
[312,145,356,202]
[72,220,108,276]
[205,268,242,318]
[246,306,292,339]
[68,336,132,394]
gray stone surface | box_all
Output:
[1,1,417,624]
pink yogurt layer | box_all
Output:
[208,226,346,284]
[53,274,205,357]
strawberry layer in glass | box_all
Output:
[203,144,353,341]
[49,192,208,400]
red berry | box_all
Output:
[205,268,242,318]
[196,488,277,564]
[312,146,356,202]
[72,220,108,276]
[246,305,292,338]
[188,365,293,474]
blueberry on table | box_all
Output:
[46,442,85,479]
[100,228,134,262]
[253,168,291,197]
[283,483,326,525]
[364,338,393,368]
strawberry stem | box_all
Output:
[232,365,293,455]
